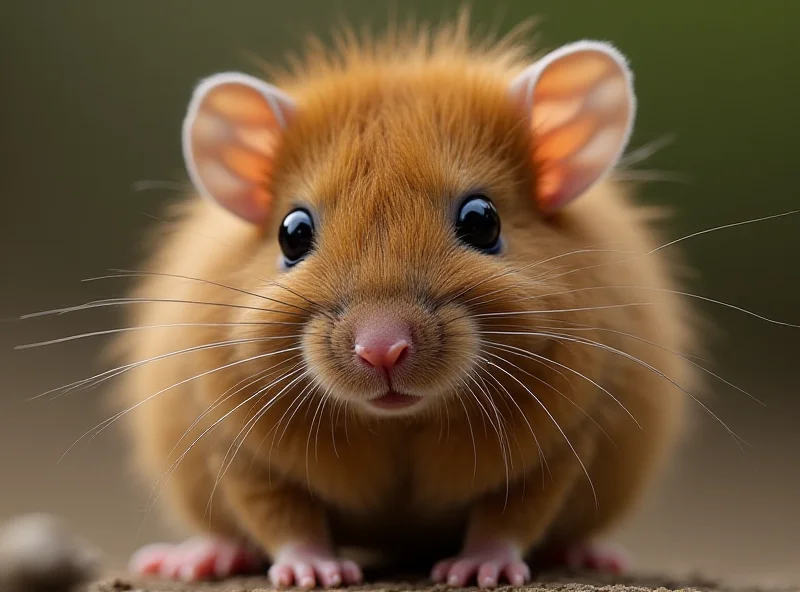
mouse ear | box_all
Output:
[182,72,295,225]
[509,41,635,213]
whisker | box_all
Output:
[16,321,305,350]
[62,345,304,461]
[462,374,510,504]
[149,356,304,498]
[485,330,747,448]
[531,211,800,312]
[313,390,329,463]
[267,379,322,485]
[481,339,640,428]
[614,170,689,184]
[649,209,800,256]
[510,284,800,330]
[33,335,305,402]
[455,395,478,485]
[202,368,310,524]
[472,302,653,319]
[472,370,530,492]
[146,363,306,518]
[483,357,598,507]
[446,247,631,307]
[456,244,630,309]
[98,268,321,319]
[618,134,677,168]
[267,279,334,321]
[474,362,549,481]
[480,346,618,450]
[527,319,762,405]
[276,379,321,454]
[209,369,312,510]
[329,387,341,459]
[266,379,318,450]
[305,384,329,488]
[21,297,306,320]
[468,374,513,507]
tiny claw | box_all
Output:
[130,538,261,582]
[270,543,363,589]
[433,540,530,588]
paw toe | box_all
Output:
[341,559,363,584]
[504,561,530,586]
[448,559,479,586]
[477,562,500,588]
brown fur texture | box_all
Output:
[112,16,696,571]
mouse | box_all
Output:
[110,16,697,588]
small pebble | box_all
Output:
[0,513,101,592]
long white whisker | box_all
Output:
[473,370,530,493]
[650,209,800,256]
[21,297,305,320]
[486,330,746,447]
[462,375,510,504]
[472,302,653,319]
[484,357,597,507]
[618,134,677,168]
[62,345,303,460]
[474,362,549,481]
[528,320,761,405]
[480,345,618,450]
[454,395,478,485]
[267,380,322,486]
[312,391,329,464]
[449,247,631,306]
[141,364,307,527]
[480,339,640,429]
[147,356,304,505]
[207,369,312,519]
[508,284,800,330]
[16,321,305,350]
[467,374,513,507]
[94,268,321,318]
[33,335,304,401]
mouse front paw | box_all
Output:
[268,542,363,589]
[431,540,530,588]
[129,537,263,581]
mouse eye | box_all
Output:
[278,208,315,266]
[455,195,501,253]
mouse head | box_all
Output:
[182,40,635,418]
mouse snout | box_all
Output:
[305,297,477,404]
[353,319,411,373]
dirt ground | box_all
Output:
[83,571,800,592]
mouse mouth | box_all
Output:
[369,390,421,410]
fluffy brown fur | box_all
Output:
[113,15,696,576]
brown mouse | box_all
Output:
[110,17,696,588]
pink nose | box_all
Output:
[354,320,411,372]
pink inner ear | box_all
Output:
[536,123,630,212]
[513,42,635,213]
[184,75,294,225]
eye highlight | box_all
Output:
[455,194,501,254]
[279,208,315,266]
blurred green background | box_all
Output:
[1,0,798,582]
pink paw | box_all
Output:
[547,542,630,574]
[129,537,263,581]
[431,541,531,588]
[268,543,362,589]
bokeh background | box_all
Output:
[1,0,798,584]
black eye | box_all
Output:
[279,208,315,266]
[455,195,501,253]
